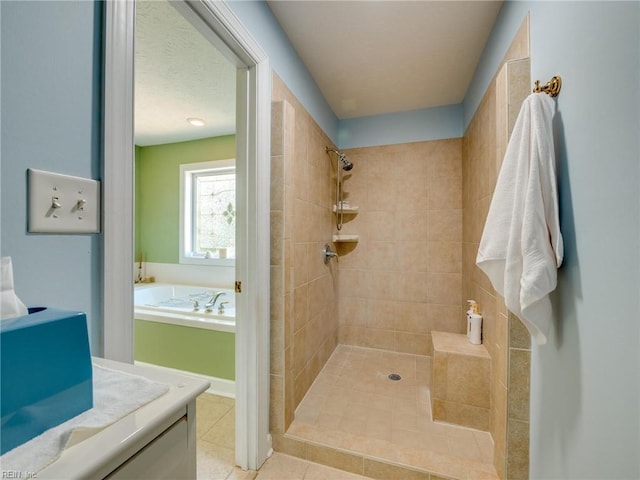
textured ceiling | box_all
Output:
[134,0,236,147]
[134,1,503,144]
[267,1,503,119]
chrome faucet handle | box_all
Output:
[218,301,230,314]
[190,298,200,311]
[323,244,338,264]
[207,291,227,308]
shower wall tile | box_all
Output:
[394,331,429,356]
[427,242,462,273]
[508,347,531,422]
[271,74,341,431]
[426,273,462,305]
[339,139,463,356]
[462,15,531,478]
[339,297,367,326]
[427,210,462,242]
[394,301,429,333]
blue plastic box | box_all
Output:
[1,307,93,454]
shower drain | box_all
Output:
[388,373,402,381]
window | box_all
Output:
[180,159,235,265]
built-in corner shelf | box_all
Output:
[332,204,359,214]
[332,234,359,243]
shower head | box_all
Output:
[326,147,354,171]
[339,153,354,171]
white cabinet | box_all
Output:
[106,418,188,479]
[38,359,208,480]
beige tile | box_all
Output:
[197,439,235,480]
[431,332,489,358]
[366,299,395,330]
[226,466,258,480]
[270,102,284,156]
[277,344,500,480]
[446,355,490,408]
[506,453,529,480]
[427,274,461,306]
[428,210,462,242]
[363,458,429,480]
[304,462,370,480]
[394,211,428,242]
[364,328,395,351]
[426,304,464,335]
[446,429,483,462]
[197,399,235,437]
[271,434,307,459]
[202,408,236,449]
[396,240,429,273]
[474,430,495,463]
[428,176,462,210]
[396,447,466,479]
[508,348,531,421]
[509,314,531,349]
[395,271,428,303]
[507,418,530,463]
[270,375,285,434]
[395,331,429,355]
[305,444,364,475]
[432,399,489,431]
[427,242,462,274]
[394,301,429,333]
[256,453,309,480]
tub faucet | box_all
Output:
[205,291,227,310]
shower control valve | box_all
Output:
[323,244,338,264]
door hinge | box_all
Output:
[235,281,242,293]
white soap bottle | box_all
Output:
[466,300,476,341]
[468,302,483,345]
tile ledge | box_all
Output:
[431,331,490,358]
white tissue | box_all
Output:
[1,256,28,320]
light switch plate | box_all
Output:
[28,168,101,233]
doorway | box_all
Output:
[102,0,271,471]
[132,0,237,399]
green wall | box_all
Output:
[135,135,236,264]
[135,319,235,380]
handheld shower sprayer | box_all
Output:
[326,147,354,231]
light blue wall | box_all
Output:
[0,1,103,354]
[227,0,339,142]
[338,104,463,149]
[228,0,463,149]
[465,2,640,478]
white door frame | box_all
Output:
[102,0,271,470]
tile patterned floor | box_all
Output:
[255,453,370,480]
[196,395,366,480]
[197,345,498,479]
[196,393,253,480]
[286,345,498,480]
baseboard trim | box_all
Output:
[134,361,235,398]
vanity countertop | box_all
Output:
[37,357,209,480]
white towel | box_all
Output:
[0,363,170,473]
[476,93,563,345]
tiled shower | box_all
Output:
[269,16,531,480]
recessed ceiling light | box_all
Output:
[187,117,206,127]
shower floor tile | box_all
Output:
[286,345,497,480]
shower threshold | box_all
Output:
[283,345,497,480]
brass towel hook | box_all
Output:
[533,76,562,97]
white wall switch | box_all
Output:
[28,168,101,233]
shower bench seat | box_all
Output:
[431,331,491,431]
